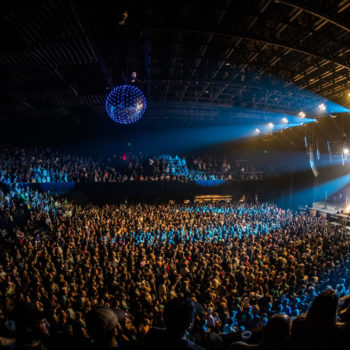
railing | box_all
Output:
[189,169,266,179]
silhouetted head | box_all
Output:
[86,305,119,344]
[263,313,291,345]
[305,289,338,330]
[13,302,49,345]
[164,297,196,336]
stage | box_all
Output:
[311,202,350,227]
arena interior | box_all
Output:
[2,1,350,349]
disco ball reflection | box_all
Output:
[105,85,147,124]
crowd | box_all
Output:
[189,154,259,175]
[0,147,265,184]
[1,183,350,349]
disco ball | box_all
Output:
[105,85,147,124]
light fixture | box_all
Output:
[298,111,306,118]
[348,92,350,97]
[268,122,274,128]
[255,128,260,134]
[282,117,288,123]
[318,103,326,111]
[344,148,349,155]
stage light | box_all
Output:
[318,103,326,111]
[268,122,274,128]
[282,117,288,123]
[298,111,306,118]
[344,148,349,155]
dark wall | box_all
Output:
[13,174,311,209]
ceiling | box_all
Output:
[0,0,350,126]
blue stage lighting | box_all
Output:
[105,85,147,124]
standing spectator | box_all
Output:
[144,298,205,350]
[13,302,50,350]
[86,305,120,350]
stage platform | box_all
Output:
[311,202,350,228]
[312,202,345,215]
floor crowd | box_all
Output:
[0,185,350,349]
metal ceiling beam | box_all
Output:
[180,1,230,101]
[196,0,274,103]
[149,77,324,101]
[181,35,213,100]
[69,0,114,89]
[144,6,152,99]
[274,0,350,33]
[198,7,301,103]
[181,2,230,102]
[147,27,350,71]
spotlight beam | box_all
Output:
[278,174,350,207]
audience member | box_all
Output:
[1,182,350,349]
[86,305,120,350]
[12,302,49,350]
[144,297,205,350]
